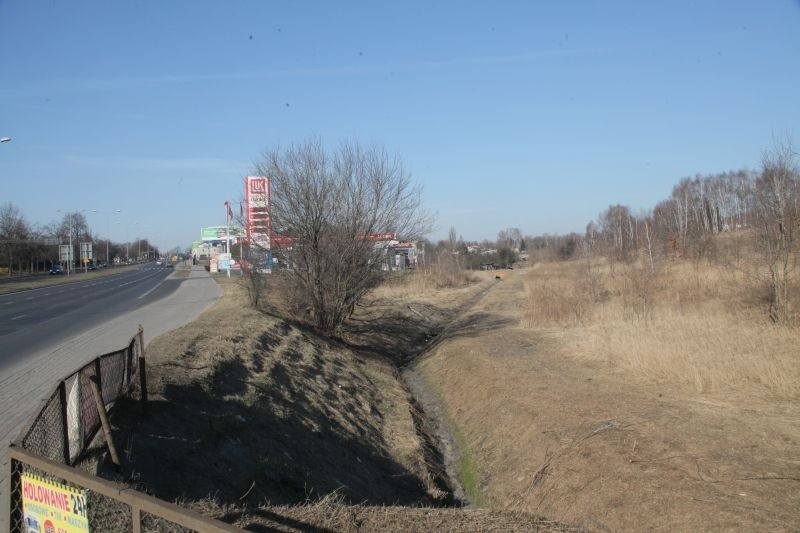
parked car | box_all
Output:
[49,265,63,275]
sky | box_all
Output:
[1,1,799,251]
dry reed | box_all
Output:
[524,258,800,397]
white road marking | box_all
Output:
[138,277,167,299]
[10,314,27,320]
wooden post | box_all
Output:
[88,375,121,468]
[132,504,142,533]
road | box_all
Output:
[0,265,177,372]
[0,264,221,530]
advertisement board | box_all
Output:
[201,227,243,243]
[21,473,89,533]
[245,176,270,250]
[201,227,227,242]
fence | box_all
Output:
[19,328,144,466]
[6,326,241,532]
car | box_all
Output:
[156,260,163,266]
[49,265,63,275]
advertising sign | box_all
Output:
[201,227,227,242]
[21,473,89,533]
[245,176,270,250]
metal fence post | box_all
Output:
[138,325,148,417]
[94,357,103,392]
[58,380,70,464]
[138,324,145,357]
[6,456,22,532]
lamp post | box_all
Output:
[67,214,73,276]
[56,209,83,276]
[0,137,11,143]
[123,222,138,263]
[92,209,121,265]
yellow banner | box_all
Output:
[21,473,89,533]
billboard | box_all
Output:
[21,473,89,533]
[245,176,271,250]
[200,226,242,242]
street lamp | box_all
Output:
[92,209,121,265]
[121,221,138,263]
[0,137,11,143]
[56,209,85,276]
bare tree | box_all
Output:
[0,203,31,276]
[254,138,432,335]
[56,211,93,267]
[448,226,458,253]
[754,138,799,323]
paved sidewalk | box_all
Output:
[0,265,220,529]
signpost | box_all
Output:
[245,176,271,251]
[59,245,73,275]
[80,242,93,273]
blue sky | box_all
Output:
[1,1,799,250]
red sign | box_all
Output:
[245,176,271,250]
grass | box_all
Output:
[523,257,800,397]
[453,426,485,507]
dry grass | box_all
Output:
[417,261,800,530]
[523,257,800,397]
[369,268,484,307]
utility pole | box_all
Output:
[93,209,121,265]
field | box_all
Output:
[416,257,800,530]
[97,255,799,531]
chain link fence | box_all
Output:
[6,326,240,532]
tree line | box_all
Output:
[523,139,799,323]
[0,206,159,275]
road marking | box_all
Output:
[10,314,26,320]
[138,278,167,299]
[44,293,51,296]
[25,297,33,301]
[3,301,13,305]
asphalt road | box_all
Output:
[0,265,221,529]
[0,265,178,373]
